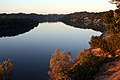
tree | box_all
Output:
[110,0,120,8]
[48,49,73,80]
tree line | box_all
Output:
[48,1,120,80]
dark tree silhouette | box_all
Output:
[109,0,120,8]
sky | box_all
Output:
[0,0,117,14]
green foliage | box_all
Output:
[49,8,120,80]
[89,9,120,54]
[49,49,116,80]
[63,11,106,20]
[48,49,73,80]
[115,9,120,16]
[64,49,115,80]
[89,36,104,48]
[104,9,120,34]
[0,59,14,80]
[90,34,120,54]
[104,10,115,24]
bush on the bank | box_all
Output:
[48,49,73,80]
[49,49,115,80]
[90,34,120,54]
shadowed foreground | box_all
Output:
[0,59,14,80]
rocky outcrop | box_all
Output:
[94,61,120,80]
[93,48,120,80]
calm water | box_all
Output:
[0,22,101,80]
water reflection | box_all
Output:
[0,24,38,37]
[0,74,12,80]
[62,20,105,32]
[0,22,101,80]
[0,21,102,38]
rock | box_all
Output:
[91,48,105,57]
[94,61,120,80]
[91,48,113,58]
[115,49,120,59]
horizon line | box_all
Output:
[0,9,116,15]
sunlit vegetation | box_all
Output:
[49,49,116,80]
[89,9,120,54]
[110,0,120,8]
[0,59,14,80]
[90,34,120,54]
[61,11,111,32]
[105,9,120,34]
[49,5,120,80]
[61,9,120,33]
[48,49,73,80]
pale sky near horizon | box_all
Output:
[0,0,117,14]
